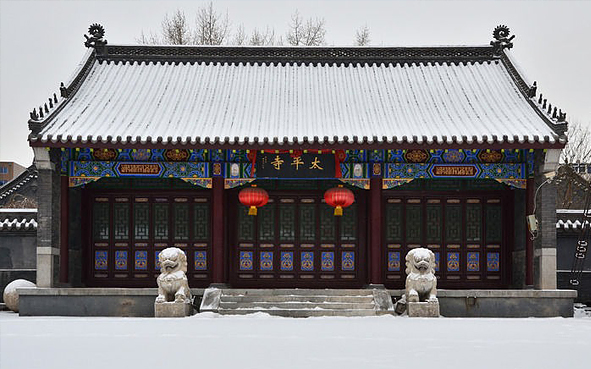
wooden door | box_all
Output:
[383,191,511,288]
[86,191,212,287]
[230,190,366,288]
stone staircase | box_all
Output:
[199,288,394,317]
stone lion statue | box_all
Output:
[403,248,438,303]
[155,247,192,304]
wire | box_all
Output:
[532,177,552,216]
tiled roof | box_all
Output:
[0,210,38,232]
[556,219,590,230]
[29,44,567,148]
[0,218,38,231]
[0,166,37,201]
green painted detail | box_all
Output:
[173,203,189,240]
[113,203,129,240]
[385,203,403,242]
[320,204,336,241]
[279,203,296,241]
[258,204,276,241]
[445,204,462,243]
[134,203,150,240]
[299,204,316,242]
[194,204,210,240]
[340,203,357,241]
[426,203,442,243]
[92,202,110,240]
[237,205,255,241]
[466,204,482,242]
[406,204,422,243]
[153,203,169,240]
[486,205,503,243]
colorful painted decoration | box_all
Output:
[324,185,354,216]
[487,252,500,272]
[281,252,294,271]
[194,251,207,270]
[447,252,460,272]
[467,252,480,272]
[388,252,400,271]
[260,252,274,271]
[135,251,147,270]
[95,251,108,270]
[240,251,254,270]
[321,252,335,271]
[301,252,314,271]
[238,185,269,215]
[342,252,355,271]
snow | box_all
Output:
[1,311,590,369]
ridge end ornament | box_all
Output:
[84,23,108,48]
[490,25,515,56]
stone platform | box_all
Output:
[14,287,577,317]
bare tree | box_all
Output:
[355,25,371,46]
[561,119,591,164]
[232,24,247,45]
[195,2,231,45]
[161,10,193,45]
[250,27,276,46]
[137,30,161,45]
[286,10,326,46]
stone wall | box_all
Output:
[533,149,558,289]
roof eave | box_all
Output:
[27,49,97,140]
[28,139,566,151]
[499,50,568,140]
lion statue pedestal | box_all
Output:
[154,247,193,318]
[395,248,440,317]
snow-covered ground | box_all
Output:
[1,311,591,369]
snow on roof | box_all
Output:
[0,167,37,201]
[0,217,37,231]
[28,41,567,148]
[556,219,590,230]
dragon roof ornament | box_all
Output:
[84,23,107,48]
[490,25,515,56]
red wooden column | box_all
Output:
[59,176,69,284]
[369,177,383,285]
[212,176,225,284]
[525,178,534,286]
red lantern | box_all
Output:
[239,185,269,216]
[324,185,354,216]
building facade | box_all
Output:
[0,162,26,187]
[27,25,567,293]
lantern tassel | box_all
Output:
[248,206,258,216]
[334,206,343,216]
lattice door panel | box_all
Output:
[88,192,212,287]
[383,191,509,288]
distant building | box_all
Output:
[0,162,26,187]
[0,165,38,303]
[555,164,591,304]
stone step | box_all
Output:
[220,289,374,297]
[218,308,380,318]
[219,301,376,310]
[221,295,374,304]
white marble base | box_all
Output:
[407,301,440,317]
[154,302,193,317]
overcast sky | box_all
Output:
[1,0,590,166]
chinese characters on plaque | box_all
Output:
[255,152,336,178]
